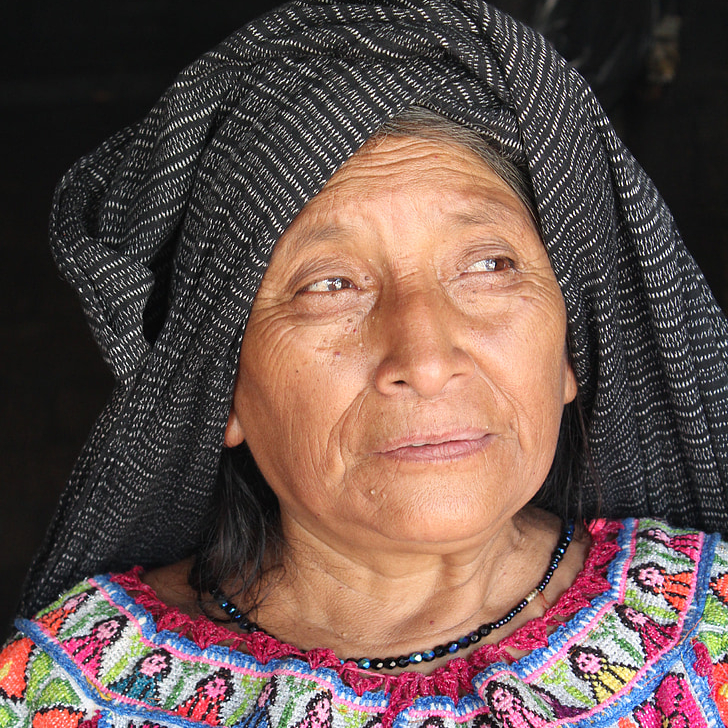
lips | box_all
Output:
[378,430,492,462]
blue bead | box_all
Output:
[409,652,423,664]
[447,641,459,653]
[458,636,470,648]
[357,658,371,669]
[422,650,436,662]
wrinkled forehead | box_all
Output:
[274,131,539,260]
[262,110,539,275]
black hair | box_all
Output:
[190,441,281,609]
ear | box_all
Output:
[563,360,578,405]
[224,406,246,447]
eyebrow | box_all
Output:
[447,197,529,226]
[281,222,354,258]
[428,200,538,238]
[283,199,527,256]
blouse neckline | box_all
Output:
[110,519,622,713]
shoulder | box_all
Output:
[2,570,247,726]
[0,575,125,728]
[492,519,726,725]
[13,567,210,669]
[1,572,383,728]
[688,531,728,722]
[607,516,719,611]
[8,572,145,680]
[554,518,719,672]
[605,518,728,717]
[3,571,188,714]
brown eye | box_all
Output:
[466,257,514,273]
[302,277,357,293]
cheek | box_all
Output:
[468,297,570,478]
[236,320,370,486]
[473,303,568,412]
[245,333,364,420]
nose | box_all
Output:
[372,286,475,398]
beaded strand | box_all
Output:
[214,520,574,671]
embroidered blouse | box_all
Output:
[3,518,728,728]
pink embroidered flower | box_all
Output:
[140,653,169,677]
[204,676,230,699]
[95,621,121,640]
[573,650,602,675]
[637,566,665,588]
[621,607,648,627]
[490,685,517,711]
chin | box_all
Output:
[367,501,511,548]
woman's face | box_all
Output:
[225,135,577,554]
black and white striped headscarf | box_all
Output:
[21,0,728,615]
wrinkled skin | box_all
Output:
[144,135,586,665]
[225,135,577,560]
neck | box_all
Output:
[226,508,585,668]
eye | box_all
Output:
[300,277,357,293]
[465,257,515,273]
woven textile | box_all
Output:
[6,519,728,727]
[21,0,728,614]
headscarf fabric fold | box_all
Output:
[21,0,728,615]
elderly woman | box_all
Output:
[4,1,728,727]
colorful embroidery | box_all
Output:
[482,681,549,727]
[636,526,702,562]
[710,573,728,608]
[108,649,172,703]
[31,706,85,728]
[291,691,333,728]
[3,519,726,728]
[176,668,234,724]
[709,659,728,723]
[567,646,638,703]
[632,672,708,728]
[36,593,94,639]
[628,562,694,613]
[235,679,277,728]
[61,616,128,674]
[613,603,678,660]
[0,637,34,702]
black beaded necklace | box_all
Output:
[214,520,574,671]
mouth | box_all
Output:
[378,430,492,462]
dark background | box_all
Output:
[2,1,727,641]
